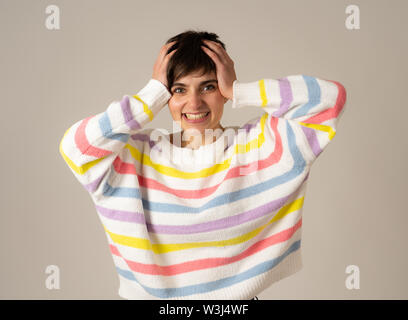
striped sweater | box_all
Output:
[59,75,347,300]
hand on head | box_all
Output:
[152,41,178,90]
[200,40,237,101]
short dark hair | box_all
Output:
[165,29,226,91]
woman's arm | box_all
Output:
[232,75,347,163]
[200,41,347,165]
[59,41,177,196]
[59,79,171,195]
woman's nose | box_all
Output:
[187,92,203,107]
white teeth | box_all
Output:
[184,112,209,120]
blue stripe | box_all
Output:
[103,183,141,199]
[116,239,301,298]
[99,112,129,142]
[103,121,307,213]
[291,75,321,120]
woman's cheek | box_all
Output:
[169,101,183,120]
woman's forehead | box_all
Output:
[175,70,216,83]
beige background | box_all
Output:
[1,0,407,299]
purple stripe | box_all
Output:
[149,193,293,234]
[271,78,321,158]
[131,132,161,151]
[242,122,257,133]
[120,95,141,130]
[96,205,146,224]
[273,78,292,118]
[301,126,322,157]
[131,133,150,141]
[94,178,310,235]
[84,173,106,193]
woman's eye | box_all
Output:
[173,85,215,94]
[203,84,215,91]
[173,88,184,93]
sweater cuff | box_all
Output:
[136,79,172,114]
[232,79,284,109]
[231,80,264,109]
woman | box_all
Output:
[159,32,235,151]
[59,30,347,300]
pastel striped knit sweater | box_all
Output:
[59,75,347,300]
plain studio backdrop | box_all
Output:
[0,0,407,299]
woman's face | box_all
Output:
[168,69,227,138]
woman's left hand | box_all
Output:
[201,40,237,101]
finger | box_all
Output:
[164,48,177,59]
[201,40,220,54]
[202,40,228,63]
[202,39,221,47]
[164,40,177,48]
[201,45,223,66]
[166,40,177,49]
[161,41,177,57]
[201,45,216,58]
[202,40,224,53]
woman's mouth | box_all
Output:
[182,112,210,123]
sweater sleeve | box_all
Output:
[59,79,171,196]
[231,74,347,164]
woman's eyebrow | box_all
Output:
[172,79,218,87]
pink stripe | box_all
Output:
[113,116,283,199]
[299,80,346,157]
[109,218,302,276]
[75,116,112,158]
[303,80,347,124]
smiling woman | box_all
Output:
[59,29,347,300]
[160,31,235,149]
[167,69,226,148]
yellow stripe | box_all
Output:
[58,92,153,175]
[124,112,270,179]
[299,122,336,140]
[103,196,304,253]
[125,143,232,179]
[133,94,154,121]
[259,79,268,107]
[59,127,106,175]
[103,224,153,250]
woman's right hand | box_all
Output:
[152,41,177,91]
